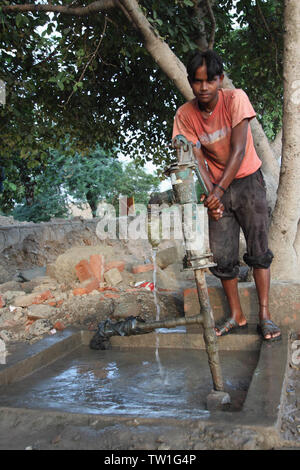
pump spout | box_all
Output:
[90,314,204,350]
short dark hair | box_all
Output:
[187,50,224,82]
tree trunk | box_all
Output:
[119,0,193,100]
[222,75,279,210]
[270,128,282,161]
[268,0,300,281]
[86,190,98,217]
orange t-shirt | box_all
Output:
[172,89,261,183]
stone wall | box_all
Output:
[0,218,102,282]
[0,218,101,255]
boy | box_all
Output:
[172,50,281,341]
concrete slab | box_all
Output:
[184,280,300,330]
[110,325,261,351]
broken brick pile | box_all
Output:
[0,254,165,344]
[73,255,154,296]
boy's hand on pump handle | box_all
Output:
[200,188,224,221]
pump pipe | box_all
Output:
[91,135,227,396]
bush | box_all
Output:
[13,193,69,223]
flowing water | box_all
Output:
[152,249,169,385]
[0,346,258,416]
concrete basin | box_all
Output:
[0,326,290,450]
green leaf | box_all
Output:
[7,182,17,191]
[15,13,24,28]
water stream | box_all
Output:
[152,249,169,385]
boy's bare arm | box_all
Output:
[204,119,249,211]
[193,146,224,220]
[193,146,214,194]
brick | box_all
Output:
[104,268,122,286]
[75,259,95,283]
[183,288,199,316]
[32,290,54,305]
[47,299,65,307]
[104,261,125,273]
[25,319,35,331]
[157,288,176,292]
[183,287,202,334]
[0,294,5,308]
[104,293,120,299]
[132,264,154,274]
[73,287,88,296]
[98,286,119,292]
[84,279,100,294]
[89,254,104,282]
[53,321,65,331]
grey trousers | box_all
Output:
[209,169,273,280]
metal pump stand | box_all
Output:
[166,135,224,393]
[90,135,230,408]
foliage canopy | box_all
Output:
[9,145,160,222]
[0,1,283,165]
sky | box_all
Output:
[118,153,172,192]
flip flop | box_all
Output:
[215,318,248,337]
[257,319,281,342]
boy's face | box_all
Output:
[189,63,224,106]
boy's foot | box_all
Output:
[257,319,281,341]
[215,317,248,337]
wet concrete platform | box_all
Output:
[0,345,258,417]
[0,327,290,449]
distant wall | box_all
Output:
[0,218,104,283]
[0,218,100,255]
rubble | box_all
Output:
[104,268,123,286]
[27,319,52,336]
[0,239,188,346]
[132,264,154,274]
[27,304,56,320]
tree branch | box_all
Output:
[116,0,138,29]
[205,0,216,49]
[1,0,117,16]
[118,0,192,99]
[64,15,109,106]
[192,0,208,50]
[255,0,282,80]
